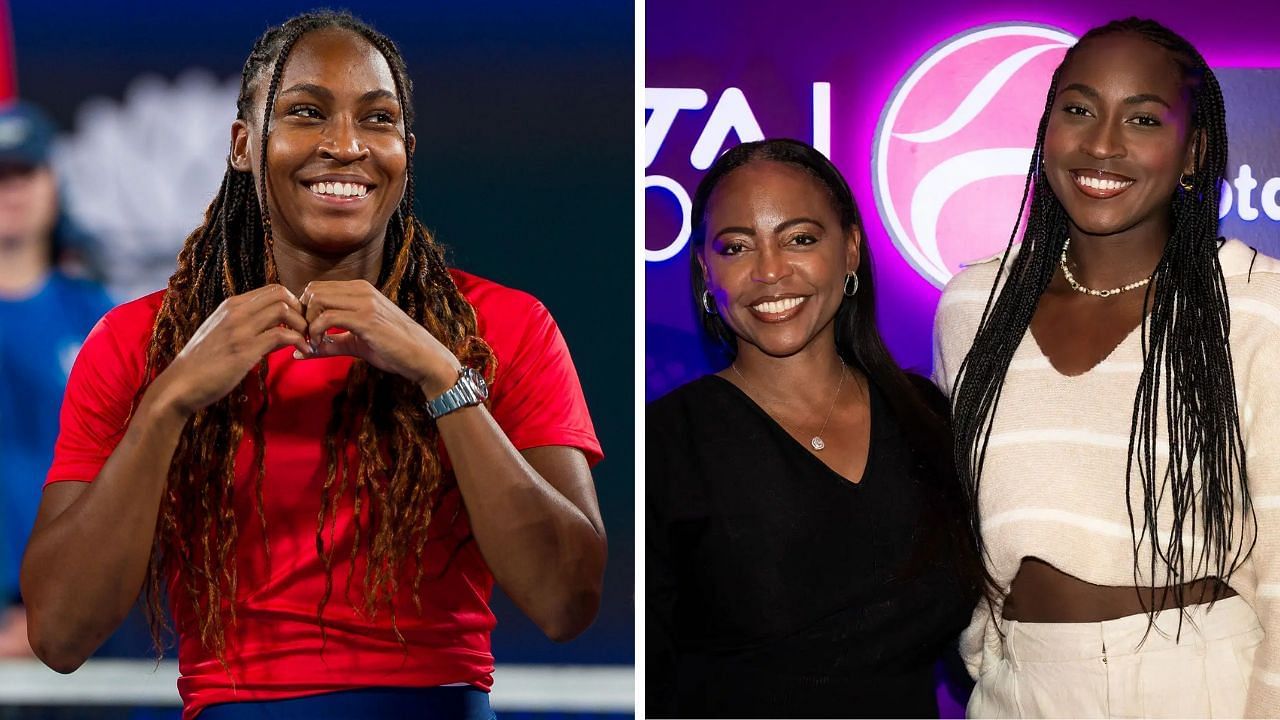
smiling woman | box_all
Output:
[18,11,605,720]
[935,17,1280,718]
[646,139,981,718]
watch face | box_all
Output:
[464,367,489,400]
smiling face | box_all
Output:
[1042,33,1199,239]
[698,160,859,359]
[232,28,413,259]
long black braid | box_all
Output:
[951,18,1250,619]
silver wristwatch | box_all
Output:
[426,367,489,419]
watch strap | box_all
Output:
[426,367,488,419]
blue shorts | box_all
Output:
[197,686,495,720]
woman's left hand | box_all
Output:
[298,279,462,395]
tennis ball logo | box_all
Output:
[872,23,1076,287]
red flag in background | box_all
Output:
[0,0,14,101]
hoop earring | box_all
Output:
[1179,173,1194,192]
[843,272,859,297]
[701,290,716,314]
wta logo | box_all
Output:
[873,23,1077,287]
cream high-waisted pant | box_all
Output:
[968,596,1262,718]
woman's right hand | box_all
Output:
[152,284,311,417]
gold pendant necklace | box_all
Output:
[730,363,847,451]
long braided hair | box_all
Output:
[952,18,1250,613]
[139,10,493,661]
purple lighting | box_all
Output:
[647,1,1280,717]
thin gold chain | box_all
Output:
[730,363,846,451]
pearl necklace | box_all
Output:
[731,362,847,451]
[1059,238,1153,298]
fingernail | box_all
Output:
[293,349,305,360]
[309,341,319,354]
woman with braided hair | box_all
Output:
[19,11,605,719]
[934,17,1280,717]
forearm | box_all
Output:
[20,384,188,671]
[435,404,606,641]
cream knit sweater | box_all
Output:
[933,239,1280,716]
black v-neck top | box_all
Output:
[646,374,974,718]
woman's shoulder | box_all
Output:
[648,374,731,422]
[88,290,165,353]
[62,291,164,409]
[937,246,1015,308]
[449,268,544,320]
[100,289,165,321]
[1220,241,1280,347]
[646,375,734,500]
[933,250,1016,378]
[447,269,564,366]
[935,246,1017,329]
[1221,239,1280,300]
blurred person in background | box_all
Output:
[0,100,113,657]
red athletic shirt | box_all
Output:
[46,270,602,719]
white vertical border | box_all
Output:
[634,0,647,717]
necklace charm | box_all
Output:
[1060,237,1153,298]
[731,363,846,453]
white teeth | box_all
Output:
[309,181,370,197]
[751,296,806,314]
[1075,174,1134,192]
